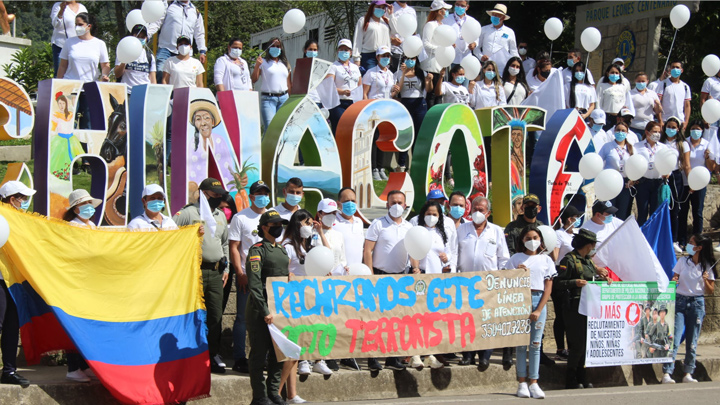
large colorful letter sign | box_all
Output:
[475,106,546,227]
[529,108,595,225]
[0,77,34,140]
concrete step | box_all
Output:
[2,346,720,404]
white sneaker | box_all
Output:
[312,360,333,375]
[298,360,311,375]
[528,383,545,399]
[396,166,407,173]
[289,395,307,404]
[516,382,530,398]
[379,169,388,180]
[213,354,226,368]
[427,355,444,369]
[66,370,90,383]
[673,243,682,254]
[372,169,382,181]
[410,355,424,369]
[682,373,698,383]
[661,373,676,384]
[82,368,97,379]
[714,244,720,253]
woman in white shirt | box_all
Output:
[252,37,292,132]
[392,55,432,172]
[328,39,362,135]
[56,12,110,83]
[596,64,629,130]
[114,24,156,94]
[421,0,452,107]
[598,121,635,219]
[214,38,251,92]
[363,46,395,181]
[353,0,391,73]
[51,1,87,76]
[662,234,716,384]
[678,120,715,248]
[434,65,470,106]
[316,199,348,275]
[470,60,506,109]
[566,62,596,120]
[633,121,669,225]
[502,56,529,105]
[661,117,685,251]
[161,35,205,89]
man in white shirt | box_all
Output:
[562,49,595,85]
[127,184,178,230]
[700,71,720,139]
[147,0,207,82]
[227,180,270,374]
[443,1,479,66]
[581,201,623,269]
[447,191,468,228]
[658,61,692,129]
[647,67,669,93]
[334,187,365,265]
[474,3,518,73]
[518,40,535,74]
[114,24,157,94]
[270,177,304,221]
[388,1,416,71]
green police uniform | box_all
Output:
[246,211,289,402]
[504,194,544,254]
[638,314,652,358]
[649,310,673,358]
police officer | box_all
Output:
[247,210,290,405]
[555,229,611,389]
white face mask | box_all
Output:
[471,211,486,225]
[388,203,404,218]
[524,239,542,252]
[178,45,192,56]
[75,25,87,36]
[321,214,335,227]
[424,215,439,227]
[299,225,313,239]
[508,67,520,76]
[229,48,242,59]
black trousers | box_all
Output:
[564,297,587,386]
[551,291,566,351]
[0,282,19,374]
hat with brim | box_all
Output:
[523,193,540,205]
[486,3,510,20]
[189,99,222,127]
[260,210,289,226]
[576,228,597,244]
[177,34,192,45]
[0,180,36,198]
[142,184,166,198]
[66,189,102,210]
[249,180,271,195]
[337,39,352,49]
[612,57,625,65]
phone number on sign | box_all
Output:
[480,319,531,338]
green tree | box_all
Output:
[2,42,53,94]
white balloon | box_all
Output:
[347,263,372,276]
[461,18,482,43]
[625,154,649,181]
[283,8,306,34]
[141,0,165,24]
[701,99,720,124]
[579,153,603,180]
[404,226,432,261]
[594,169,624,201]
[304,246,334,276]
[432,25,457,47]
[544,18,564,41]
[702,54,720,77]
[669,4,691,29]
[116,36,143,64]
[125,9,145,32]
[0,215,8,248]
[654,148,677,176]
[435,46,455,68]
[580,27,602,53]
[396,13,417,38]
[538,225,557,253]
[460,54,481,82]
[688,166,711,191]
[403,36,423,58]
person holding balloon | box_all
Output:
[678,120,715,249]
[421,0,452,108]
[501,56,529,105]
[352,0,392,73]
[388,1,417,72]
[114,24,156,94]
[661,117,686,253]
[435,65,471,105]
[565,61,595,120]
[633,121,671,226]
[700,67,720,140]
[596,64,630,131]
[598,121,635,220]
[469,60,506,109]
[657,61,691,130]
[252,37,292,132]
[442,1,479,68]
[392,55,432,172]
[327,39,362,136]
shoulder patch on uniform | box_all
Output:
[559,265,567,270]
[250,261,261,273]
[253,242,263,247]
[249,255,260,261]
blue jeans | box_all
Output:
[678,186,707,246]
[663,295,705,375]
[360,52,377,75]
[635,177,663,226]
[233,278,250,361]
[155,47,175,83]
[329,99,354,135]
[260,93,289,133]
[52,44,62,77]
[516,291,547,380]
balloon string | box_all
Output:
[549,41,553,64]
[663,29,678,73]
[551,192,577,227]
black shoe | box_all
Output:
[502,358,513,371]
[1,372,30,387]
[459,352,475,365]
[444,353,459,360]
[232,358,249,373]
[477,358,490,372]
[325,359,340,371]
[250,398,275,405]
[268,394,286,405]
[385,357,406,371]
[555,349,569,360]
[211,358,226,374]
[340,358,361,370]
[367,358,383,371]
[540,352,556,366]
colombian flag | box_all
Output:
[0,204,210,404]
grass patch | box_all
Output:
[0,139,32,146]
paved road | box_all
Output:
[314,381,720,405]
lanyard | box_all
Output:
[615,144,628,161]
[644,141,657,159]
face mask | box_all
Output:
[388,203,404,218]
[75,25,87,36]
[455,75,466,84]
[338,51,351,62]
[518,48,527,56]
[268,47,282,58]
[508,67,520,76]
[636,82,647,91]
[573,217,582,228]
[178,45,191,56]
[208,197,222,210]
[455,6,466,16]
[78,205,95,220]
[592,124,603,132]
[670,68,682,78]
[379,57,391,67]
[686,244,696,256]
[666,128,678,137]
[147,200,165,213]
[524,239,541,252]
[222,207,233,221]
[229,48,242,59]
[140,39,147,47]
[471,211,486,225]
[253,195,270,208]
[300,225,313,239]
[567,59,575,68]
[572,71,585,82]
[490,16,501,26]
[306,50,318,58]
[405,59,416,68]
[342,201,357,216]
[608,74,620,83]
[285,193,302,207]
[650,132,661,142]
[615,131,627,142]
[424,215,439,227]
[19,199,30,211]
[524,205,538,219]
[268,225,283,238]
[484,71,496,80]
[589,248,596,257]
[690,129,703,140]
[540,70,550,79]
[603,214,614,224]
[450,205,465,219]
[374,8,386,18]
[321,214,336,227]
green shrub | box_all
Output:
[2,42,53,94]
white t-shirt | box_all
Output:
[658,79,691,123]
[365,215,412,273]
[505,253,556,291]
[456,221,509,272]
[363,66,394,99]
[270,204,296,221]
[163,56,204,89]
[214,54,251,91]
[471,81,507,109]
[562,67,595,85]
[442,13,480,64]
[127,213,178,231]
[333,212,365,265]
[50,2,88,48]
[581,217,623,268]
[394,72,425,99]
[673,257,715,297]
[59,36,110,82]
[418,226,453,274]
[598,140,632,178]
[630,89,660,130]
[284,242,307,276]
[116,51,156,91]
[702,77,720,127]
[331,61,362,100]
[228,208,263,272]
[503,81,527,105]
[682,139,710,186]
[526,73,545,92]
[634,140,669,179]
[664,140,682,172]
[566,83,597,110]
[259,59,290,94]
[554,229,574,264]
[440,82,471,105]
[596,81,628,114]
[522,57,536,75]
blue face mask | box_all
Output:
[306,50,318,58]
[455,6,466,16]
[484,71,496,80]
[449,205,465,219]
[253,194,270,208]
[405,59,416,68]
[338,51,351,61]
[490,15,501,26]
[636,82,647,91]
[567,59,575,68]
[342,201,357,216]
[573,217,582,228]
[592,124,603,132]
[686,243,696,256]
[374,7,386,18]
[574,71,585,81]
[140,39,147,47]
[285,193,302,207]
[379,57,391,67]
[690,129,703,140]
[670,68,682,78]
[19,199,30,211]
[608,74,620,83]
[455,75,466,84]
[603,214,614,224]
[666,128,678,137]
[147,200,165,213]
[268,47,281,58]
[78,205,95,220]
[615,131,627,142]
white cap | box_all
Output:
[0,181,36,198]
[430,0,452,11]
[317,198,339,213]
[619,107,634,117]
[376,45,391,55]
[589,109,606,124]
[612,57,625,65]
[337,39,352,49]
[66,189,102,210]
[142,184,166,198]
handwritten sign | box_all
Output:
[266,270,532,360]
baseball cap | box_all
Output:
[317,198,339,213]
[523,194,540,205]
[592,200,618,215]
[249,180,271,194]
[376,45,391,56]
[337,39,352,49]
[371,0,387,5]
[177,34,191,44]
[559,204,581,222]
[589,109,606,125]
[142,184,165,198]
[612,57,625,65]
[619,107,634,117]
[426,189,447,201]
[199,178,228,196]
[0,181,35,198]
[259,210,289,226]
[430,0,452,11]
